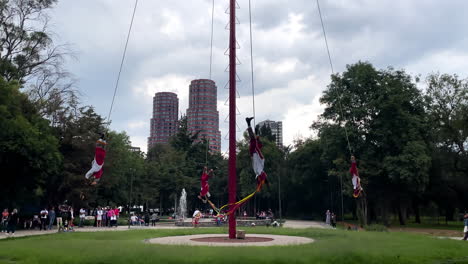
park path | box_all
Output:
[0,220,328,240]
[282,220,329,229]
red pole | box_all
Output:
[228,0,237,239]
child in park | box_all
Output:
[192,209,201,227]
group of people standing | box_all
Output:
[1,209,18,235]
[325,210,337,228]
[94,207,119,227]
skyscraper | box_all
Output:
[187,79,221,152]
[257,120,283,147]
[148,92,179,150]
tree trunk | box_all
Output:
[356,192,368,227]
[413,199,421,224]
[398,204,406,225]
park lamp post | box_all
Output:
[128,168,135,229]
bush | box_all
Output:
[365,224,388,232]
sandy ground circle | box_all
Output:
[145,234,315,247]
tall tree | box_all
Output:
[425,73,468,220]
[315,62,431,225]
[0,77,61,208]
[0,0,75,119]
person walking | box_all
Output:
[48,207,55,230]
[325,210,331,225]
[6,209,18,236]
[79,208,86,227]
[463,213,468,241]
[151,212,158,226]
[331,213,337,228]
[69,207,75,229]
[1,209,8,232]
[40,208,48,230]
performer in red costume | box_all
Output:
[350,155,363,198]
[198,166,214,203]
[246,117,267,190]
[85,134,107,185]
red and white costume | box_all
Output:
[349,160,362,198]
[249,134,267,189]
[200,169,211,198]
[85,139,106,181]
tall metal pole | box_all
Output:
[228,0,237,239]
[340,174,344,222]
[128,168,134,229]
[278,171,282,221]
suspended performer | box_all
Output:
[198,166,214,203]
[246,117,268,190]
[85,134,107,185]
[350,155,363,198]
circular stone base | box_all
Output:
[191,236,274,243]
[146,234,314,247]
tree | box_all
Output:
[425,73,468,220]
[0,0,76,119]
[0,77,61,209]
[315,62,431,226]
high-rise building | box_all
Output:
[148,92,179,150]
[187,79,221,152]
[257,120,283,147]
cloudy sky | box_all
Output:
[49,0,468,153]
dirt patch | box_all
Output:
[389,227,463,237]
[191,236,274,243]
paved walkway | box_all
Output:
[146,234,315,247]
[282,220,329,229]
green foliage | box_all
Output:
[0,77,61,208]
[313,62,432,225]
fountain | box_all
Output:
[178,188,187,221]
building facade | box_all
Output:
[257,120,283,147]
[186,79,221,152]
[148,92,179,150]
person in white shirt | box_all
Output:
[192,209,201,227]
[96,208,103,227]
[40,208,48,230]
[79,208,86,227]
[130,215,137,225]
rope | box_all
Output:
[316,0,352,155]
[317,0,351,221]
[209,0,215,80]
[248,0,256,128]
[106,0,139,127]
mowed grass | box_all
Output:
[0,227,467,264]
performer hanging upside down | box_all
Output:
[350,155,363,198]
[246,117,268,190]
[85,134,107,186]
[198,166,214,203]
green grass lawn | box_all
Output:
[0,227,467,264]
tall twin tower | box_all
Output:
[148,79,221,152]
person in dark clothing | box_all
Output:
[48,207,56,230]
[6,209,18,236]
